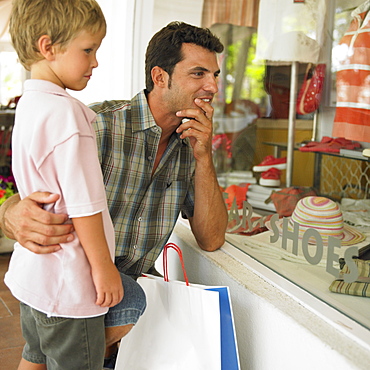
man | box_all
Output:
[0,21,228,368]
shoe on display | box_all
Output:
[259,167,281,187]
[362,148,370,157]
[252,155,287,172]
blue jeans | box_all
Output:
[105,272,146,327]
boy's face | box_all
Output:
[50,28,105,91]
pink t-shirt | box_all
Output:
[5,80,115,318]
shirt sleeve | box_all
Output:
[90,102,115,167]
[38,133,107,218]
[181,173,195,219]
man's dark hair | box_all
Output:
[145,21,224,92]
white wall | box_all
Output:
[131,0,204,96]
[70,0,136,104]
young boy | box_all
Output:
[4,1,123,369]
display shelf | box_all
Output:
[263,141,370,163]
[225,230,370,332]
[263,141,370,199]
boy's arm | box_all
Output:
[0,192,74,253]
[72,213,123,307]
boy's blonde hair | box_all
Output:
[9,0,106,70]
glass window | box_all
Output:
[205,0,370,332]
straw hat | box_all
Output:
[270,196,365,246]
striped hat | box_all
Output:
[276,196,365,245]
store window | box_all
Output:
[202,0,370,332]
[208,0,329,191]
[209,0,370,199]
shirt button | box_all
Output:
[148,156,153,160]
[138,217,143,221]
[133,245,137,250]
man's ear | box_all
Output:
[37,35,57,61]
[151,66,168,88]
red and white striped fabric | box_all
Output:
[332,2,370,142]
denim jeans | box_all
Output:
[104,271,147,327]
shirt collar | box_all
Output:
[130,90,156,133]
[23,79,71,98]
[130,90,190,147]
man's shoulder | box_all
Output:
[89,91,147,116]
[89,99,131,115]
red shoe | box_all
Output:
[259,168,281,187]
[253,155,287,172]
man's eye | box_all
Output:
[194,72,204,77]
[84,48,93,54]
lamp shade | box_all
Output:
[255,0,327,64]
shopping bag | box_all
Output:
[116,243,240,370]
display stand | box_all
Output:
[286,61,299,187]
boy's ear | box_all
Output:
[37,35,57,61]
[151,66,168,88]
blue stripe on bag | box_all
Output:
[207,287,239,370]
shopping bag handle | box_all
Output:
[163,243,189,286]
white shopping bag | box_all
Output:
[116,243,239,370]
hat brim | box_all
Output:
[266,219,365,246]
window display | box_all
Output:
[206,0,370,332]
[332,1,370,142]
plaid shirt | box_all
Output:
[90,90,195,276]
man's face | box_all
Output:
[162,43,220,115]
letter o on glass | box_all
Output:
[302,228,324,265]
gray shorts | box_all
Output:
[104,271,147,327]
[20,302,105,369]
[20,272,146,368]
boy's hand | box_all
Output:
[93,262,124,307]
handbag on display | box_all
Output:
[115,243,240,370]
[296,63,326,115]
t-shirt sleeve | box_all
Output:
[38,133,107,218]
